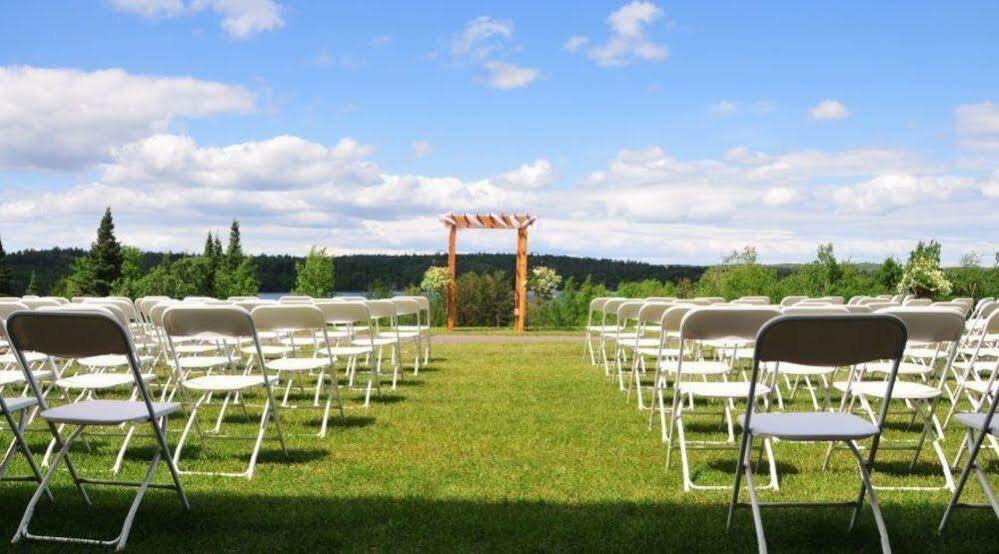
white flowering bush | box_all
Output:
[898,256,953,297]
[529,266,562,300]
[420,266,450,295]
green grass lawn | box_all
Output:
[2,339,998,552]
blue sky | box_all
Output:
[1,1,997,264]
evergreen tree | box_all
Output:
[225,219,244,272]
[0,235,12,296]
[203,231,221,296]
[88,207,124,295]
[25,271,39,295]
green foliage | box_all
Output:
[0,235,12,295]
[216,258,260,298]
[529,266,562,300]
[899,256,953,298]
[25,271,39,295]
[874,257,904,294]
[529,276,609,328]
[62,256,96,298]
[420,266,450,295]
[456,271,514,327]
[615,278,675,299]
[111,246,144,298]
[294,246,335,298]
[88,207,124,295]
[366,278,392,299]
[696,247,780,300]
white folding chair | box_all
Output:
[251,304,345,436]
[939,355,999,532]
[164,305,288,479]
[395,295,432,364]
[663,306,781,492]
[316,302,380,407]
[728,313,908,554]
[827,308,965,491]
[584,297,612,366]
[6,309,188,550]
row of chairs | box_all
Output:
[584,294,999,553]
[0,293,434,549]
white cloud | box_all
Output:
[451,16,513,60]
[711,100,776,116]
[483,61,539,89]
[492,159,555,188]
[0,66,255,170]
[828,174,974,213]
[956,102,999,150]
[111,0,185,18]
[2,132,995,264]
[584,1,668,67]
[112,0,283,38]
[809,99,851,120]
[411,140,433,159]
[563,35,590,53]
[448,16,538,90]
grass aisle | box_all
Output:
[1,341,997,552]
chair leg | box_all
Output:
[940,428,987,533]
[14,426,88,545]
[846,441,892,554]
[741,434,768,554]
[0,409,52,501]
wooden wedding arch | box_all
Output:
[440,213,537,332]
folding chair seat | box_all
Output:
[728,313,908,554]
[658,306,782,492]
[164,305,288,479]
[5,309,188,550]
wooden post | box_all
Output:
[515,226,528,332]
[447,223,457,332]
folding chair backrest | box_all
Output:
[41,296,69,305]
[979,302,999,319]
[391,298,421,318]
[637,302,672,325]
[755,315,906,367]
[601,298,627,320]
[737,296,771,304]
[661,305,696,335]
[42,303,131,331]
[0,301,29,321]
[21,298,60,310]
[680,306,780,342]
[338,296,368,302]
[644,297,676,302]
[148,301,178,326]
[903,298,933,307]
[865,301,899,311]
[783,305,850,316]
[694,297,726,305]
[877,307,966,344]
[779,295,808,307]
[279,295,315,304]
[163,305,256,339]
[366,300,397,321]
[251,304,326,332]
[316,301,372,325]
[182,296,214,303]
[931,301,970,316]
[616,301,644,324]
[232,299,277,312]
[842,304,873,314]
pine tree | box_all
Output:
[225,219,244,272]
[0,235,12,296]
[89,207,124,295]
[203,231,220,296]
